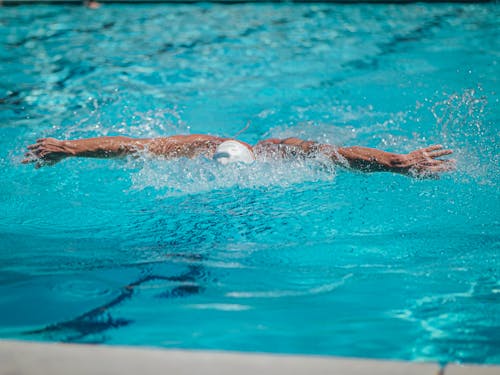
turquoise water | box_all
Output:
[0,3,499,364]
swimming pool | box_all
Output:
[0,2,498,365]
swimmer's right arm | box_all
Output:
[23,135,226,168]
[22,136,152,168]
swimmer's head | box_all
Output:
[213,140,255,165]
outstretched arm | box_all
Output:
[334,144,455,177]
[256,138,455,178]
[23,136,151,168]
[23,135,226,168]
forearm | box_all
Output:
[61,136,151,158]
[329,144,454,177]
[256,138,406,173]
[335,146,406,173]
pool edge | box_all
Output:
[1,340,498,375]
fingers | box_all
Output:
[414,145,453,157]
[426,158,456,168]
[24,149,43,159]
[23,149,39,163]
[22,154,40,164]
[416,159,456,175]
[409,156,456,179]
[441,159,456,170]
[27,138,50,149]
[24,138,63,162]
[418,145,453,161]
[428,149,453,158]
[423,158,456,167]
[27,138,59,150]
[428,160,456,172]
[23,138,61,167]
[423,145,444,152]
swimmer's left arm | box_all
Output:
[257,138,455,177]
[333,145,455,177]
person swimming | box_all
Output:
[22,134,455,178]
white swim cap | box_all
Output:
[213,140,255,165]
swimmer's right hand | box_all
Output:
[22,138,70,168]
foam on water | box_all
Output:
[128,153,336,195]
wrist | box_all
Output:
[62,140,79,156]
[388,154,412,174]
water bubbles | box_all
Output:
[128,154,336,196]
[2,2,498,362]
[431,88,487,140]
[430,87,497,184]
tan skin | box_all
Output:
[22,134,455,178]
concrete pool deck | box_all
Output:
[1,340,498,375]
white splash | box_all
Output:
[128,154,336,195]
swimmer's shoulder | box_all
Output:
[167,134,228,144]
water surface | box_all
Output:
[0,3,499,364]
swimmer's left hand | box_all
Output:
[397,145,455,178]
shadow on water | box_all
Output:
[25,261,206,343]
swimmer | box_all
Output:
[22,134,455,178]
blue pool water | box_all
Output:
[0,2,499,364]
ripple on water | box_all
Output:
[52,279,115,300]
[0,2,498,364]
